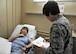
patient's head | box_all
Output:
[20,27,28,35]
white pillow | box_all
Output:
[11,24,36,40]
[11,25,23,36]
[0,37,12,54]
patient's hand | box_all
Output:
[16,34,25,37]
[21,47,26,52]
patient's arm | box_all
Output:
[8,36,16,42]
[22,41,34,51]
[8,34,24,42]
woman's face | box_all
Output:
[46,15,54,22]
[46,14,56,22]
[21,29,27,35]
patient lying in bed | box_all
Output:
[8,27,34,54]
[8,26,50,54]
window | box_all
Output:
[34,0,75,2]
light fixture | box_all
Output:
[33,0,48,3]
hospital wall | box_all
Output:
[21,0,76,35]
[0,0,21,38]
[1,0,76,38]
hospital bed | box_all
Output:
[0,24,36,54]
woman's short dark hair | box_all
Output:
[43,1,60,16]
[20,27,28,33]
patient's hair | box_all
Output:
[20,27,28,34]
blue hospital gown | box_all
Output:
[46,14,73,54]
[11,36,31,53]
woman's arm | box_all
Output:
[26,41,34,48]
[8,34,24,42]
[50,24,66,54]
[8,35,18,42]
[22,40,34,51]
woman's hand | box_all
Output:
[21,47,26,52]
[8,34,24,42]
[16,34,25,37]
[44,37,50,42]
[38,45,44,48]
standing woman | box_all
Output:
[43,1,73,54]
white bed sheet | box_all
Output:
[0,37,12,54]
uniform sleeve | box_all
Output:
[50,24,66,54]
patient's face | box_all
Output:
[21,29,27,35]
